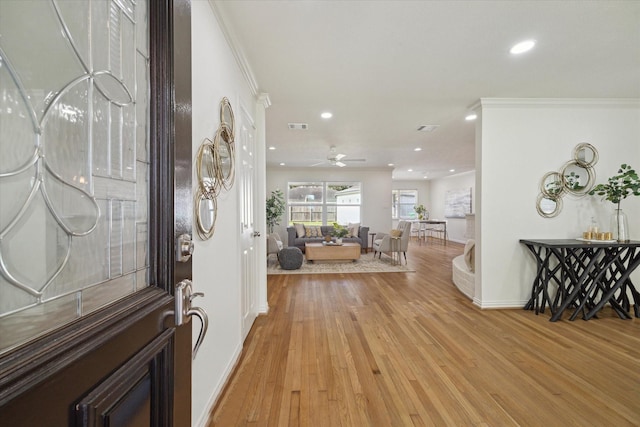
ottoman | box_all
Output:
[278,247,303,270]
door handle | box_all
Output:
[175,279,209,359]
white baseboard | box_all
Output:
[473,298,528,309]
[194,342,243,427]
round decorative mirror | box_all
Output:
[194,188,217,240]
[196,139,218,196]
[573,142,598,168]
[560,160,595,196]
[214,129,234,191]
[536,193,562,218]
[219,97,235,144]
[540,171,565,199]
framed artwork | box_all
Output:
[445,188,472,218]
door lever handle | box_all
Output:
[174,279,209,359]
[187,306,208,360]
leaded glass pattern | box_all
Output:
[0,0,149,353]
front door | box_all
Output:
[0,1,195,425]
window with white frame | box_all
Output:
[392,189,418,219]
[288,182,361,225]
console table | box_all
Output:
[519,239,640,321]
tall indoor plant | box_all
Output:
[266,189,285,233]
[588,164,640,242]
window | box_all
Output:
[392,189,418,219]
[288,182,361,225]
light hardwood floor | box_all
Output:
[209,239,640,426]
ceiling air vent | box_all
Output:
[417,124,439,132]
[288,123,309,130]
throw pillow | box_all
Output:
[347,222,360,237]
[464,239,475,272]
[390,229,402,238]
[294,223,305,238]
[305,225,322,237]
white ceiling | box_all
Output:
[214,1,640,180]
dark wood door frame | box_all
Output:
[0,1,193,425]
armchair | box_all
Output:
[373,220,411,264]
[266,232,283,259]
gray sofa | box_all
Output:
[287,225,369,253]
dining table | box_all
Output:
[409,219,447,245]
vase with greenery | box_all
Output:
[588,164,640,242]
[266,189,285,233]
[331,223,349,244]
[414,204,428,220]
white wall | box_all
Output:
[191,2,259,425]
[428,171,476,243]
[476,98,640,309]
[266,167,393,241]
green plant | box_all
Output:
[266,189,285,232]
[588,164,640,210]
[414,204,428,219]
[331,223,349,238]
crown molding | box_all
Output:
[209,0,260,97]
[479,98,640,109]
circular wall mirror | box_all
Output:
[196,140,218,196]
[219,97,235,143]
[536,193,562,218]
[573,142,599,168]
[560,160,595,196]
[540,171,565,199]
[194,189,217,240]
[215,130,234,191]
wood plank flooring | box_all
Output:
[208,239,640,426]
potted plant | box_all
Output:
[331,222,349,244]
[414,204,428,220]
[588,164,640,242]
[266,189,285,233]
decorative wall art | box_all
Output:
[194,97,236,240]
[445,188,472,218]
[536,143,598,218]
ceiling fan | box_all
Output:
[310,146,366,167]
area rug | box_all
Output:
[267,253,416,275]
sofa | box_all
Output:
[287,224,369,253]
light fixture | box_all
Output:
[321,112,333,119]
[423,176,428,179]
[268,146,276,150]
[408,168,413,172]
[279,162,285,166]
[388,163,394,167]
[510,39,536,55]
[414,147,422,152]
[465,113,477,121]
[449,169,455,172]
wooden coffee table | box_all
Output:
[305,242,361,262]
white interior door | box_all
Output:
[238,104,258,340]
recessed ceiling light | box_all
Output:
[510,39,536,55]
[268,146,276,150]
[408,168,413,172]
[279,162,285,166]
[414,147,422,152]
[423,176,428,179]
[449,169,455,172]
[321,112,332,119]
[465,113,477,121]
[388,163,394,167]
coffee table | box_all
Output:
[305,242,361,262]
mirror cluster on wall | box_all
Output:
[194,97,236,239]
[537,143,599,218]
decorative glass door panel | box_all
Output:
[0,0,149,353]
